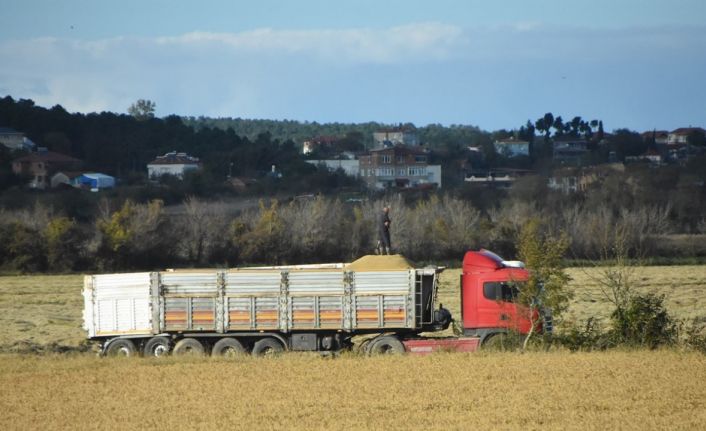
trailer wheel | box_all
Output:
[105,339,136,357]
[212,338,247,357]
[173,338,205,356]
[368,336,405,355]
[143,336,171,357]
[251,338,284,357]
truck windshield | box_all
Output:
[483,281,520,302]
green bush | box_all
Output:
[683,319,706,354]
[610,293,678,349]
[556,318,607,352]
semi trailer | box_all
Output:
[82,250,546,357]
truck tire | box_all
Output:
[173,338,205,356]
[212,338,246,357]
[105,339,136,357]
[368,335,405,355]
[482,333,517,351]
[251,338,284,357]
[143,336,171,357]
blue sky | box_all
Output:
[1,0,705,132]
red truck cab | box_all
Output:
[460,250,536,344]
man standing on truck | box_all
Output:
[377,206,392,255]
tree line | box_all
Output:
[0,96,356,195]
[1,192,701,274]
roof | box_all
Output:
[368,145,427,156]
[0,127,23,135]
[52,171,83,179]
[670,127,706,135]
[80,173,115,180]
[13,151,81,163]
[495,138,529,145]
[148,151,200,165]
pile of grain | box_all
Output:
[345,254,413,271]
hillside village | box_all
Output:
[2,105,704,196]
[0,96,704,274]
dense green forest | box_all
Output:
[0,96,360,199]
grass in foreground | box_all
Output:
[0,351,705,430]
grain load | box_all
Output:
[345,255,413,271]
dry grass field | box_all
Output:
[0,275,85,352]
[0,351,705,430]
[436,265,706,333]
[0,266,705,429]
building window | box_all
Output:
[415,155,426,163]
[398,168,406,176]
[396,156,405,163]
[381,155,391,163]
[408,167,426,176]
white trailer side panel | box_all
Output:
[84,273,152,337]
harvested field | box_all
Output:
[0,275,84,352]
[0,265,705,429]
[1,351,705,430]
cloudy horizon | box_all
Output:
[2,1,705,132]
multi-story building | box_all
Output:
[358,145,441,189]
[372,128,418,149]
[12,148,82,189]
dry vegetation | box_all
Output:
[436,265,706,333]
[1,352,705,430]
[0,267,705,429]
[0,275,84,351]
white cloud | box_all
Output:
[156,23,466,64]
[0,23,704,130]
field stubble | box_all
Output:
[0,265,705,429]
[0,351,705,430]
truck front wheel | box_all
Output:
[368,336,405,355]
[482,333,517,351]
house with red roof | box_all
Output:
[667,127,706,145]
[147,151,201,180]
[12,148,82,189]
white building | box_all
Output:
[494,138,530,158]
[372,128,418,148]
[0,127,35,151]
[667,127,706,145]
[147,151,201,179]
[306,159,360,177]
